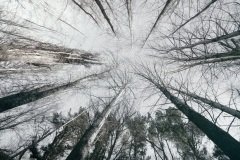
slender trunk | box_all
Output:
[66,88,124,160]
[169,30,240,51]
[144,76,240,160]
[94,0,116,35]
[172,88,240,119]
[160,140,168,160]
[71,0,99,26]
[143,0,173,46]
[173,50,240,62]
[183,55,240,67]
[0,71,107,113]
[165,140,174,160]
[145,138,164,160]
[10,110,89,159]
[105,130,120,160]
[5,49,100,66]
[2,39,100,66]
[171,0,218,35]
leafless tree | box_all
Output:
[143,0,180,46]
[66,69,131,160]
[150,0,240,76]
[0,69,109,113]
[169,87,240,119]
[136,65,240,160]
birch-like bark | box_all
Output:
[182,56,240,68]
[66,87,125,160]
[1,39,100,66]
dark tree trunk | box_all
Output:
[143,76,240,160]
[171,88,240,119]
[0,71,107,113]
[158,84,240,160]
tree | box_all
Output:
[143,0,180,46]
[1,1,240,159]
[0,69,108,113]
[137,66,240,160]
[10,107,90,160]
[29,97,136,160]
[148,108,210,160]
[66,86,126,160]
[213,145,230,160]
[170,87,240,119]
[126,114,147,160]
[150,0,240,75]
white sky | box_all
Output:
[0,0,240,159]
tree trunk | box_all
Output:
[105,130,120,160]
[171,88,240,119]
[94,0,116,35]
[144,76,240,160]
[0,71,108,113]
[169,30,240,51]
[66,88,124,160]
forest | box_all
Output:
[0,0,240,159]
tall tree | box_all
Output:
[0,70,108,113]
[138,68,240,160]
[66,86,125,160]
[170,87,240,119]
[126,114,148,160]
[148,108,210,160]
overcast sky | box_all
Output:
[0,0,240,158]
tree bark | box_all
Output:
[172,88,240,119]
[142,75,240,160]
[105,130,120,160]
[66,88,124,160]
[0,71,108,113]
[94,0,116,35]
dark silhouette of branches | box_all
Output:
[71,0,99,26]
[167,30,240,52]
[171,0,218,35]
[66,87,125,160]
[0,70,109,113]
[143,0,179,46]
[170,87,240,119]
[137,66,240,160]
[0,106,50,131]
[94,0,116,35]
